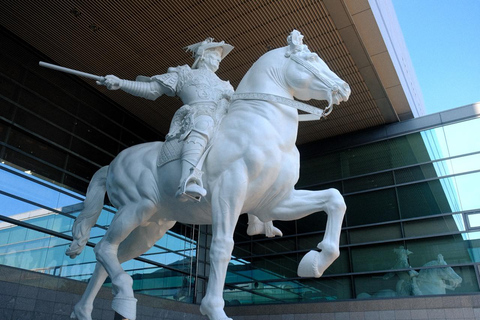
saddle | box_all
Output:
[157,99,229,168]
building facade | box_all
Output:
[1,21,480,319]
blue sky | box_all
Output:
[392,0,480,114]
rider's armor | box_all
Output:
[121,65,234,201]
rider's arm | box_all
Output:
[98,72,178,101]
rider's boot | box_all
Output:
[176,131,208,201]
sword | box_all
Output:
[39,61,105,82]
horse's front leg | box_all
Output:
[267,188,346,278]
[200,175,245,320]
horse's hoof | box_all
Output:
[199,304,232,320]
[112,296,137,320]
[70,304,93,320]
[297,250,323,278]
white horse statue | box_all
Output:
[65,31,351,320]
[413,254,462,295]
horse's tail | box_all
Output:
[66,166,109,259]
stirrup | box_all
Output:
[176,167,206,202]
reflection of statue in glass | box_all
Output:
[358,252,463,299]
[412,254,462,295]
[383,246,418,296]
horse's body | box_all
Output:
[67,35,351,320]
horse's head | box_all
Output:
[434,254,463,289]
[284,30,351,116]
[422,254,463,290]
[235,30,350,118]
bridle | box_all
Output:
[231,53,339,120]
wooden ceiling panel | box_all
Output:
[0,0,400,145]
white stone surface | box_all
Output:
[66,30,350,320]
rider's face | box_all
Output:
[200,48,222,72]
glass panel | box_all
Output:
[467,212,480,229]
[0,76,17,100]
[0,97,16,122]
[8,128,67,168]
[296,211,328,234]
[77,104,120,138]
[297,231,348,249]
[390,133,432,168]
[355,274,400,299]
[323,248,350,275]
[224,276,352,305]
[0,52,25,82]
[344,172,394,193]
[406,235,476,267]
[0,225,73,273]
[404,215,465,238]
[0,192,39,216]
[17,89,76,131]
[0,164,82,213]
[22,72,71,111]
[298,152,342,185]
[395,163,438,184]
[349,223,402,244]
[345,188,399,226]
[443,118,480,156]
[351,242,404,273]
[70,137,113,165]
[14,108,71,146]
[452,172,480,211]
[65,155,98,180]
[4,149,63,182]
[356,265,479,299]
[341,140,393,177]
[0,122,8,142]
[300,277,352,301]
[132,269,196,303]
[74,121,119,155]
[420,128,449,162]
[251,238,296,256]
[398,180,453,219]
[250,254,299,279]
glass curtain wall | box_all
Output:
[0,27,202,303]
[228,116,480,304]
[2,25,480,307]
[0,163,201,302]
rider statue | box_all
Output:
[98,37,233,200]
[97,38,281,237]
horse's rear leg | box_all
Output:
[93,200,157,319]
[267,188,346,278]
[72,219,175,320]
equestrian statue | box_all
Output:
[43,30,351,320]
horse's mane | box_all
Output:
[236,46,288,91]
[423,260,440,267]
[245,47,288,73]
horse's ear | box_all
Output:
[437,254,446,264]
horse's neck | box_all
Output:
[419,269,442,284]
[236,51,291,99]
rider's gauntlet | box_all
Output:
[121,80,161,101]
